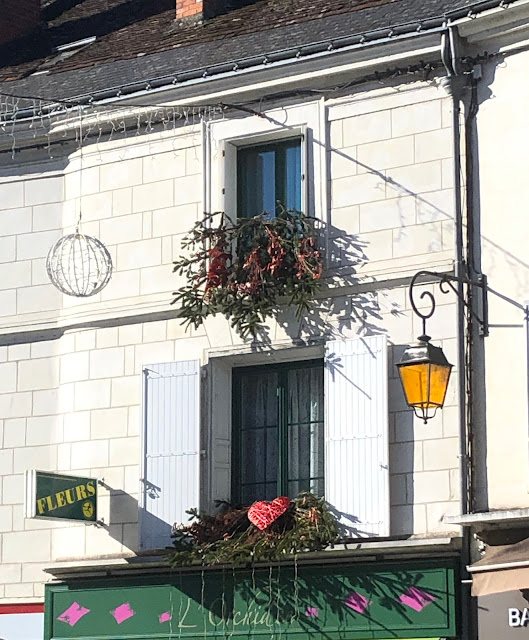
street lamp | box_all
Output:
[396,270,466,424]
[397,269,529,423]
[396,333,453,423]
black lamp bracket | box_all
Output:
[409,270,489,338]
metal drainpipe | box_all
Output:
[440,24,474,640]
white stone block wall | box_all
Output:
[474,48,529,510]
[328,84,455,280]
[0,126,203,331]
[0,83,461,603]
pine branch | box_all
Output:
[167,493,339,568]
[171,209,324,338]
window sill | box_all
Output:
[44,536,461,579]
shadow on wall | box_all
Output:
[247,111,459,347]
[99,482,174,553]
[248,218,406,348]
[387,344,416,538]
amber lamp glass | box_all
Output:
[396,335,453,423]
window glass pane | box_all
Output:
[233,361,323,505]
[237,139,301,219]
[284,143,302,211]
[241,484,265,505]
[266,426,278,483]
[260,150,276,216]
[236,371,278,504]
[287,366,324,497]
[241,428,265,485]
[240,372,278,428]
[238,147,276,218]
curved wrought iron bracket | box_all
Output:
[409,270,489,338]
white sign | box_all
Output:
[0,612,43,640]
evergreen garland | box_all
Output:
[171,210,323,338]
[168,493,339,567]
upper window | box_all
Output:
[237,138,302,219]
[232,359,324,505]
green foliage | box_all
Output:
[171,210,323,338]
[168,493,339,567]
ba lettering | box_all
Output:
[509,608,529,627]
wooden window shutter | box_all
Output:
[324,334,389,537]
[140,360,200,549]
[208,359,232,506]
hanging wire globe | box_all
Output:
[46,232,113,297]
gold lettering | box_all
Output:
[86,480,96,497]
[36,498,46,515]
[46,495,57,511]
[55,491,66,508]
[75,484,88,501]
[64,489,75,504]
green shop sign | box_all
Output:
[45,561,458,640]
[25,470,97,523]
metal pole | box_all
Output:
[443,23,474,640]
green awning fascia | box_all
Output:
[45,561,458,640]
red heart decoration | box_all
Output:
[248,496,291,530]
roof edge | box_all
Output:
[59,0,526,105]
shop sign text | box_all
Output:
[509,608,529,627]
[25,470,98,523]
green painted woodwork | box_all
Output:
[45,560,458,640]
[29,471,97,523]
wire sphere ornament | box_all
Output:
[46,232,113,297]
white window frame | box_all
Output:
[204,334,390,539]
[207,101,323,222]
[233,130,308,219]
[205,344,323,511]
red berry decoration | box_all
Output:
[247,497,291,530]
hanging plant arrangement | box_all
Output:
[171,209,324,338]
[169,493,339,567]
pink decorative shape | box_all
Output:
[248,497,291,530]
[344,592,371,614]
[111,603,135,624]
[57,602,91,627]
[159,612,172,623]
[304,607,319,618]
[398,586,437,612]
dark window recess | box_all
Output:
[237,138,302,219]
[232,360,324,505]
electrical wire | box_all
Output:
[0,59,451,122]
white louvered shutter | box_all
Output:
[140,360,200,549]
[324,334,389,537]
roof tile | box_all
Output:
[0,0,476,95]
